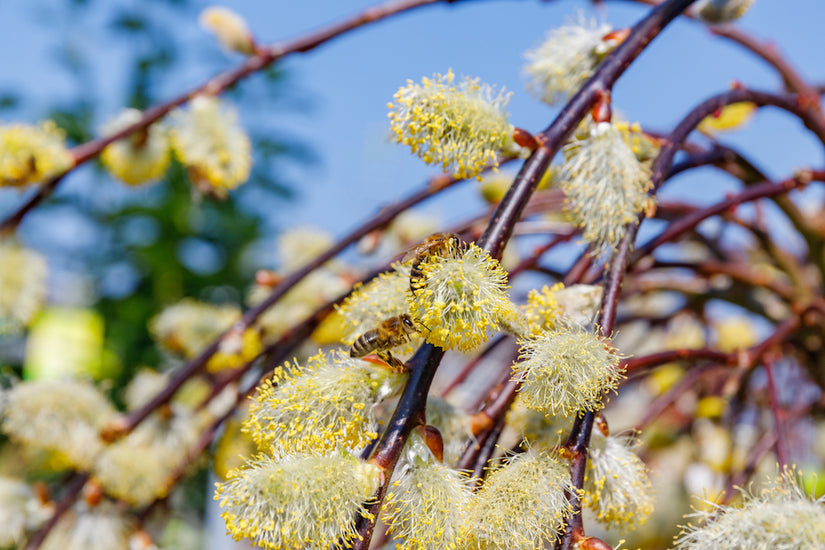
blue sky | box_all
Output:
[1,0,824,258]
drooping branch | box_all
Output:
[0,0,455,233]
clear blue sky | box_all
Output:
[1,0,824,254]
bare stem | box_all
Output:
[762,354,790,468]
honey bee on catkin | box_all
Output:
[404,232,465,295]
[349,314,420,361]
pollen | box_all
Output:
[0,121,72,187]
[407,242,512,353]
[169,95,251,196]
[582,432,654,531]
[512,323,624,416]
[243,350,407,453]
[465,449,574,549]
[214,451,381,550]
[522,283,565,335]
[388,69,526,180]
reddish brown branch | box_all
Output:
[25,474,88,550]
[622,348,734,376]
[632,170,823,263]
[762,354,790,468]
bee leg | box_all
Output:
[379,351,407,373]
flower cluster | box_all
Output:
[695,0,756,24]
[388,69,526,180]
[199,6,255,55]
[244,350,407,453]
[100,108,170,185]
[384,436,473,550]
[0,241,48,331]
[0,121,72,187]
[337,263,420,356]
[512,323,623,416]
[674,473,825,549]
[561,121,653,260]
[407,241,513,352]
[0,379,117,470]
[583,432,654,531]
[524,15,618,106]
[215,451,381,550]
[170,94,252,196]
[465,449,574,549]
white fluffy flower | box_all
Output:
[100,108,170,185]
[215,451,381,549]
[170,95,251,196]
[561,122,652,260]
[524,15,616,105]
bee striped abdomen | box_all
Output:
[348,314,419,358]
[350,329,381,358]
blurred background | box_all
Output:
[1,0,824,547]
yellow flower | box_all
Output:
[384,436,473,550]
[100,109,170,185]
[0,241,47,331]
[583,432,654,531]
[276,225,334,273]
[696,0,755,24]
[513,324,623,416]
[408,242,512,352]
[206,326,263,373]
[675,472,825,549]
[199,6,255,55]
[244,350,406,453]
[41,501,134,550]
[149,299,240,358]
[388,69,526,180]
[0,121,72,187]
[0,476,52,547]
[522,283,565,335]
[524,14,617,106]
[93,404,201,507]
[337,263,420,356]
[465,449,574,549]
[561,121,653,260]
[249,267,350,344]
[215,451,380,550]
[169,95,251,196]
[714,316,758,352]
[0,379,117,471]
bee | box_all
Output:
[405,232,464,295]
[349,314,420,361]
